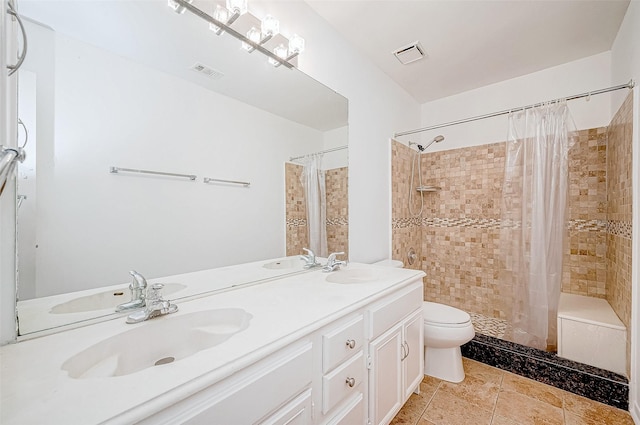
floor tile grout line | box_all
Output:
[418,380,442,425]
[489,371,504,424]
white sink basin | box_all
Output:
[50,283,187,314]
[62,308,252,379]
[262,257,303,270]
[325,269,378,284]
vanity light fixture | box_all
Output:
[167,0,192,15]
[209,5,229,34]
[168,0,303,69]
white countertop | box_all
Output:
[17,256,311,336]
[1,262,424,425]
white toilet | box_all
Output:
[422,301,475,383]
[372,259,475,383]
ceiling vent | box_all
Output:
[190,62,224,79]
[393,41,426,65]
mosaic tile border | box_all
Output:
[423,217,502,229]
[393,217,631,239]
[608,220,633,240]
[391,217,422,229]
[326,217,348,226]
[469,313,507,339]
[461,333,629,410]
[569,219,607,232]
[286,218,307,226]
[286,217,348,226]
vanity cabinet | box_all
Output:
[367,283,424,425]
[320,314,367,424]
[139,341,314,425]
[142,280,423,425]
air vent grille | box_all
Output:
[190,63,224,79]
[393,41,426,65]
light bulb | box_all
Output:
[261,15,279,37]
[269,44,288,66]
[242,27,261,51]
[288,34,305,55]
[209,5,229,33]
[226,0,247,15]
[168,0,192,14]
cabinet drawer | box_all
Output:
[168,342,313,425]
[368,282,422,340]
[325,392,365,425]
[259,388,312,425]
[323,315,365,373]
[322,351,364,414]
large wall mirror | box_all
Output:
[15,0,348,336]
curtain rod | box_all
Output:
[289,145,348,161]
[394,79,636,138]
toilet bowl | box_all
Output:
[371,259,474,383]
[423,301,475,383]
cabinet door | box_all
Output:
[402,309,424,400]
[369,323,403,425]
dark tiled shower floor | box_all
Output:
[461,333,629,410]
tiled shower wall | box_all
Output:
[285,163,349,257]
[391,92,633,353]
[607,93,634,375]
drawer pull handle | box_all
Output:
[345,377,356,387]
[346,339,356,349]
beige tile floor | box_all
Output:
[391,358,636,425]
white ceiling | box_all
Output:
[19,0,348,131]
[305,0,631,103]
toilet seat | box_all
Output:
[423,301,471,328]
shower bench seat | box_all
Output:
[557,292,627,376]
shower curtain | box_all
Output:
[500,101,572,351]
[300,154,328,257]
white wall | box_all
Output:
[257,1,421,264]
[611,2,640,421]
[1,0,19,344]
[22,26,325,297]
[322,125,348,170]
[413,52,614,151]
[611,1,640,112]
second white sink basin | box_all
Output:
[262,257,303,270]
[62,308,252,379]
[50,283,186,314]
[325,269,378,284]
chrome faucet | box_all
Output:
[115,270,148,312]
[126,283,178,324]
[300,248,321,269]
[322,251,347,272]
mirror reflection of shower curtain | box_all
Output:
[500,101,572,351]
[300,154,328,257]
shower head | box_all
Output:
[415,135,445,152]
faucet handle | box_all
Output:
[129,270,148,289]
[300,248,320,268]
[327,251,345,262]
[147,283,164,302]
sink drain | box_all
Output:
[154,357,175,366]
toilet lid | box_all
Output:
[423,301,471,325]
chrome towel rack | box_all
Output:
[110,166,197,181]
[109,167,250,187]
[203,177,250,187]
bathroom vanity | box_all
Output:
[0,261,425,425]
